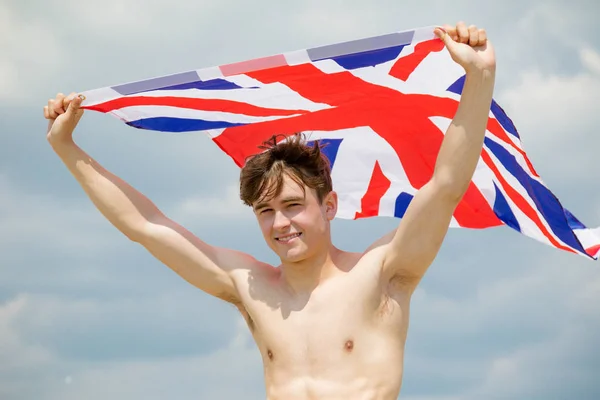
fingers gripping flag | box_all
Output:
[79,26,600,260]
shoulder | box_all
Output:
[360,233,418,293]
[228,255,279,291]
[337,246,387,280]
[364,229,396,254]
[215,246,266,273]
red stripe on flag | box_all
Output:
[480,150,576,254]
[455,183,503,228]
[586,244,600,258]
[389,39,445,81]
[214,106,365,166]
[354,161,391,219]
[485,118,540,178]
[83,96,309,118]
[247,63,386,107]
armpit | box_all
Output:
[221,294,255,332]
[387,270,420,292]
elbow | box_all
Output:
[118,216,158,244]
[120,223,147,243]
[125,214,173,244]
[124,228,145,243]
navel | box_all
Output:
[267,349,274,361]
[344,339,354,352]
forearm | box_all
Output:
[51,139,162,240]
[433,69,495,198]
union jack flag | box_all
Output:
[80,26,600,260]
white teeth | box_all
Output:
[277,233,301,241]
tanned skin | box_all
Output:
[44,22,495,399]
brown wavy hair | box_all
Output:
[239,133,333,207]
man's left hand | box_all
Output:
[435,22,496,74]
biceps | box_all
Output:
[382,182,458,280]
[137,219,240,300]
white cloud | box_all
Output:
[171,184,250,221]
[291,1,385,44]
[471,323,599,399]
[46,307,262,400]
[0,295,59,400]
[0,59,19,99]
[581,47,600,75]
[570,266,600,318]
[63,0,221,39]
[0,172,143,294]
[0,173,117,252]
[406,248,600,399]
[0,2,66,103]
[496,47,600,179]
[415,247,599,330]
[0,295,54,372]
[0,291,264,400]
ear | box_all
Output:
[323,191,338,221]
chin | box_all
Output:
[278,249,306,263]
[276,244,311,264]
[268,236,319,264]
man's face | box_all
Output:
[252,174,337,263]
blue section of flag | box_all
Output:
[309,138,343,168]
[447,76,519,138]
[157,78,249,91]
[127,117,246,132]
[446,75,465,95]
[326,45,406,70]
[484,137,587,253]
[394,192,414,218]
[564,208,587,230]
[493,183,521,232]
[490,100,520,138]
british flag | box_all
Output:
[80,26,599,260]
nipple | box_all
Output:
[344,340,354,352]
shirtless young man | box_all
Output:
[44,22,495,399]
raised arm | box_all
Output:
[44,93,255,303]
[380,23,496,288]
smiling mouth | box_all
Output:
[275,233,302,242]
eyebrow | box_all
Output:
[253,196,305,211]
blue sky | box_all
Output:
[1,0,599,399]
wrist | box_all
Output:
[49,136,77,156]
[464,64,496,79]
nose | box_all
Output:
[273,210,291,230]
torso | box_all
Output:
[230,246,413,400]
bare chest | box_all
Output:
[237,268,409,371]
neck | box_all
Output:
[279,242,342,295]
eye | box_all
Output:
[288,203,301,208]
[260,208,273,214]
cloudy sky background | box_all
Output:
[1,0,599,399]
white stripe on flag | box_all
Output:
[484,148,574,252]
[114,105,303,125]
[573,227,600,257]
[126,83,331,112]
[81,87,123,108]
[483,136,541,183]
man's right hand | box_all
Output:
[44,92,85,146]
